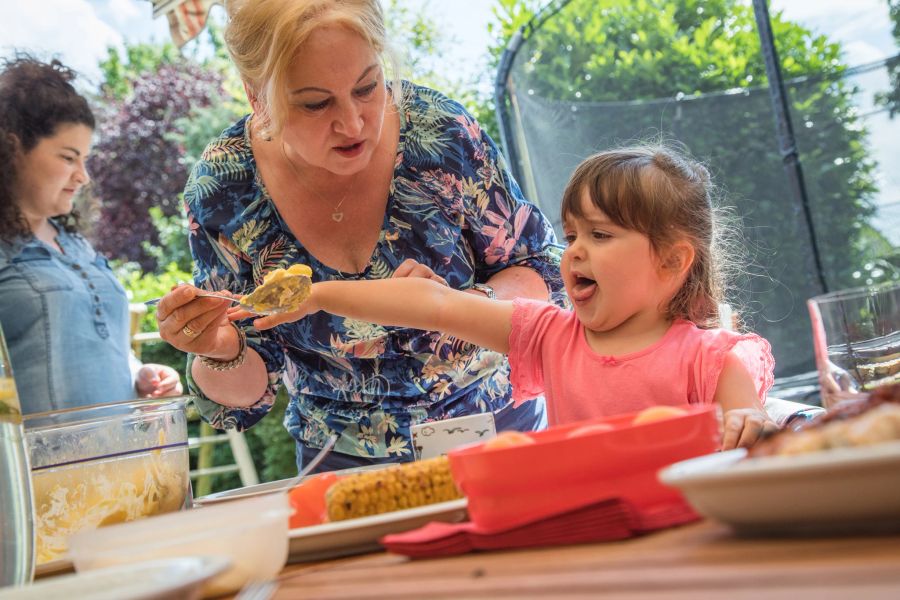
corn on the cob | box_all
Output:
[325,456,462,522]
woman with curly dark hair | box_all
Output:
[0,55,183,413]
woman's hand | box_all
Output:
[392,258,448,286]
[721,408,779,450]
[155,284,239,359]
[135,364,183,398]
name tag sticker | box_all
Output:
[411,412,497,460]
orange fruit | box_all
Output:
[288,472,340,529]
[566,422,615,438]
[631,405,689,425]
[483,431,536,450]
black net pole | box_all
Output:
[494,28,526,184]
[752,0,829,294]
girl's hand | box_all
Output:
[135,364,183,398]
[721,408,779,450]
[155,284,237,358]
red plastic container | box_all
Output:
[448,404,720,532]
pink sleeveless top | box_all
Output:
[508,299,774,426]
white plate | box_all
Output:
[193,464,389,506]
[288,498,468,562]
[660,441,900,534]
[0,556,229,600]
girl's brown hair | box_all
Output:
[561,145,725,328]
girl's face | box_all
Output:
[561,187,677,336]
[16,123,92,226]
[278,25,388,177]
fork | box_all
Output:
[235,578,279,600]
[144,291,240,307]
[143,292,292,315]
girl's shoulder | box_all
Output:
[511,298,576,335]
[672,321,775,389]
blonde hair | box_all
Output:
[561,145,727,328]
[225,0,401,137]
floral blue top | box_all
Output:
[185,82,564,459]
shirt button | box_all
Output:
[88,283,96,290]
[95,309,102,316]
[72,264,82,270]
[93,295,100,302]
[81,272,89,279]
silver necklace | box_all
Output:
[280,142,353,222]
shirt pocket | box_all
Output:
[11,246,75,293]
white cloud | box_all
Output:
[773,0,895,64]
[0,0,123,87]
[105,0,142,26]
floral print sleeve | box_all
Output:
[183,82,563,459]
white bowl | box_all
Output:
[68,492,290,597]
[659,442,900,535]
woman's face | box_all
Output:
[16,123,92,225]
[279,25,388,176]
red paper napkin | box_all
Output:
[380,497,699,558]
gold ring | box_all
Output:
[182,324,199,338]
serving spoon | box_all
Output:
[192,434,339,506]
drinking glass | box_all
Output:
[808,281,900,409]
[0,323,35,586]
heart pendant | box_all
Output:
[331,212,344,222]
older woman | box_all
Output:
[155,0,565,471]
[0,55,182,413]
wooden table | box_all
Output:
[258,520,900,599]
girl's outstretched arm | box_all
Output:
[715,352,779,449]
[245,278,515,354]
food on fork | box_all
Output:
[240,264,312,313]
[325,456,462,522]
[749,383,900,457]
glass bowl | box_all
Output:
[24,397,191,565]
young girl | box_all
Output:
[243,146,777,449]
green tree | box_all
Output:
[483,0,886,376]
[878,0,900,116]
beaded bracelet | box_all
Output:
[197,324,247,372]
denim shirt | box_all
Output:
[0,222,135,414]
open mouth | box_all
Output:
[570,274,598,302]
[334,141,364,157]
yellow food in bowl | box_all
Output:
[0,377,22,424]
[32,448,187,564]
